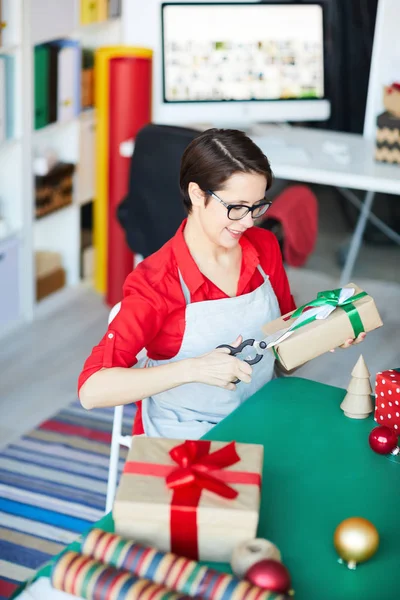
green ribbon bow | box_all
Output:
[290,288,367,338]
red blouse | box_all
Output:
[78,220,296,393]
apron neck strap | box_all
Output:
[257,265,268,282]
[178,269,191,305]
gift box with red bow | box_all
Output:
[113,437,263,562]
[374,369,400,433]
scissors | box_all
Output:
[216,338,270,383]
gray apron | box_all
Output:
[141,266,281,438]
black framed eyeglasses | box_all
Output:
[207,190,272,221]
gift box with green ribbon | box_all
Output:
[262,283,383,371]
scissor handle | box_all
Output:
[216,338,263,366]
[217,338,255,354]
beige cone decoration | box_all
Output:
[340,355,374,419]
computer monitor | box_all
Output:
[160,1,330,126]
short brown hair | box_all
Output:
[179,128,273,213]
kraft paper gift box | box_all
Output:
[261,283,383,372]
[113,437,263,562]
[374,369,400,433]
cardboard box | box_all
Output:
[374,369,400,433]
[113,437,263,562]
[262,283,383,371]
[35,250,62,279]
[36,267,65,301]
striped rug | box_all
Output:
[0,401,136,599]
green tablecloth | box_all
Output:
[12,377,400,600]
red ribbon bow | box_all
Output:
[166,439,240,500]
[123,440,261,559]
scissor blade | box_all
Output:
[256,328,292,352]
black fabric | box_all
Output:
[321,0,378,134]
[260,0,378,134]
[117,124,200,257]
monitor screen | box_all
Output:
[161,2,325,104]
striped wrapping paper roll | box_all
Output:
[51,551,194,600]
[81,529,288,600]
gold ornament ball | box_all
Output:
[334,517,379,568]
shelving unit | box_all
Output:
[0,0,123,339]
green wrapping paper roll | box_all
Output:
[51,551,194,600]
[81,529,289,600]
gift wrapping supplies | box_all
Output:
[77,528,288,600]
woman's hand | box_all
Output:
[189,335,252,391]
[330,332,366,352]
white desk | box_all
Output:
[120,123,400,285]
[250,124,400,285]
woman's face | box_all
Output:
[189,171,267,250]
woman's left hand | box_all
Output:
[330,332,366,352]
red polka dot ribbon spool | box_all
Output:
[373,370,400,434]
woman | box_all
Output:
[78,128,363,439]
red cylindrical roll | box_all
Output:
[106,55,152,307]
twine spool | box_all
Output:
[231,539,282,579]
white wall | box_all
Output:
[364,0,400,139]
[121,0,258,124]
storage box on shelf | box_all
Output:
[35,162,76,219]
[35,250,66,300]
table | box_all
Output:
[250,124,400,286]
[12,377,400,600]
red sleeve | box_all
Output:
[255,228,296,315]
[77,269,167,394]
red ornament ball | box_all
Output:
[368,426,398,455]
[245,559,291,594]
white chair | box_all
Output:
[105,302,146,513]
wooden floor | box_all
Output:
[0,267,399,451]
